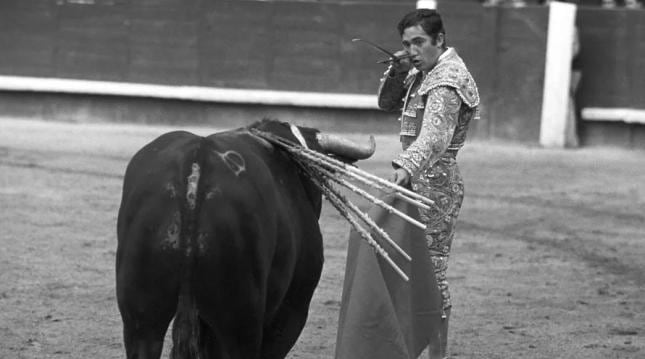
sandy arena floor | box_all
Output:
[0,118,643,358]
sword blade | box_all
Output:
[376,53,413,64]
[352,38,397,58]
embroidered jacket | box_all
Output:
[377,48,480,178]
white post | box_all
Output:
[540,1,577,148]
[417,0,437,9]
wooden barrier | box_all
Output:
[0,75,378,109]
[575,6,645,148]
[0,1,643,148]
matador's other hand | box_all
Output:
[390,167,411,187]
[390,50,412,74]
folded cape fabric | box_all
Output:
[335,194,443,359]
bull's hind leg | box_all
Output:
[117,214,183,358]
[260,254,323,359]
[260,297,311,359]
[117,257,180,359]
[117,258,180,359]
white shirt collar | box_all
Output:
[437,47,454,63]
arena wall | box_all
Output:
[576,7,645,148]
[0,0,643,148]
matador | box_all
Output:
[378,47,480,313]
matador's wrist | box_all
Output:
[385,65,407,79]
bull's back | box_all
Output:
[116,129,324,357]
[190,131,324,348]
[118,131,202,252]
[116,131,207,356]
[116,128,317,297]
[117,132,204,299]
[117,130,293,274]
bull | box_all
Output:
[116,119,375,359]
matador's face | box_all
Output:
[401,24,445,74]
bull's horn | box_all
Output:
[316,133,376,160]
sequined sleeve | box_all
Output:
[392,86,462,176]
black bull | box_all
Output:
[116,120,374,359]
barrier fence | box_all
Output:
[0,0,643,148]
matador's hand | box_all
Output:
[390,50,412,75]
[390,167,411,187]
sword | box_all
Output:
[351,38,413,64]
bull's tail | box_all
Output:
[171,145,208,359]
[170,288,202,359]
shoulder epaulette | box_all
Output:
[417,51,479,108]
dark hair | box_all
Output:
[397,9,446,46]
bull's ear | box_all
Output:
[287,125,322,151]
[247,119,297,151]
